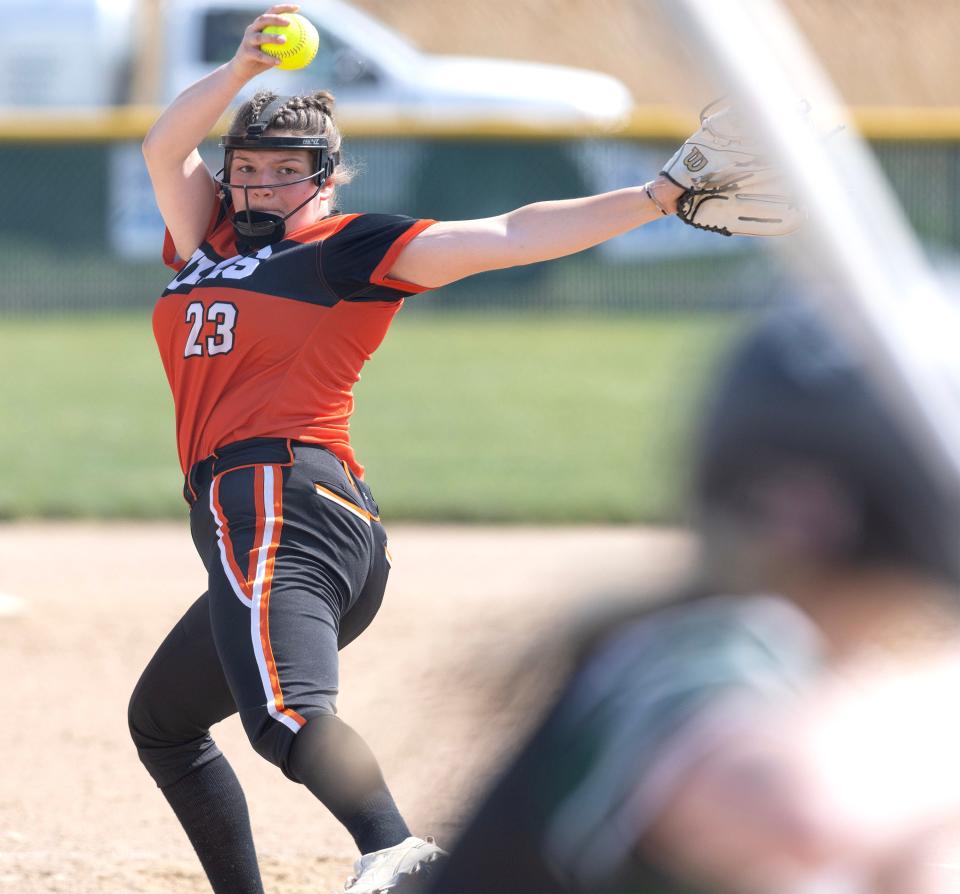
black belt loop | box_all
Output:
[183,449,217,506]
[183,438,294,506]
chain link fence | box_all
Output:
[2,135,958,314]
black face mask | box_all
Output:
[216,95,340,252]
[232,209,286,251]
[225,174,324,251]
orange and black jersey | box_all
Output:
[154,208,435,477]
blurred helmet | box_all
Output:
[695,309,960,586]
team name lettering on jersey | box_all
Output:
[167,245,274,291]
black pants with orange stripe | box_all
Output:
[129,439,391,788]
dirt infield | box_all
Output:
[0,522,692,893]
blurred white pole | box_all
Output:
[667,0,960,487]
[129,0,166,105]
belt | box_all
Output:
[183,437,296,505]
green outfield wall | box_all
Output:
[2,112,957,520]
[2,110,958,315]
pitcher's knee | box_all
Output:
[242,706,335,780]
[128,682,222,788]
[127,679,159,751]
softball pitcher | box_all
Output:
[127,5,792,893]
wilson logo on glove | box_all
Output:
[661,99,806,237]
[683,147,709,172]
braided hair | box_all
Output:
[228,90,352,187]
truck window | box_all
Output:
[201,10,379,87]
[202,11,256,65]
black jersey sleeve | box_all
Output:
[425,595,823,894]
[318,213,436,302]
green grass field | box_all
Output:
[0,311,739,521]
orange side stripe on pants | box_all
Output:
[248,465,268,587]
[212,475,253,600]
[255,465,306,729]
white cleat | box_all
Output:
[344,836,447,894]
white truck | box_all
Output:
[6,0,633,128]
[11,0,718,266]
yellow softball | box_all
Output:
[261,14,320,71]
